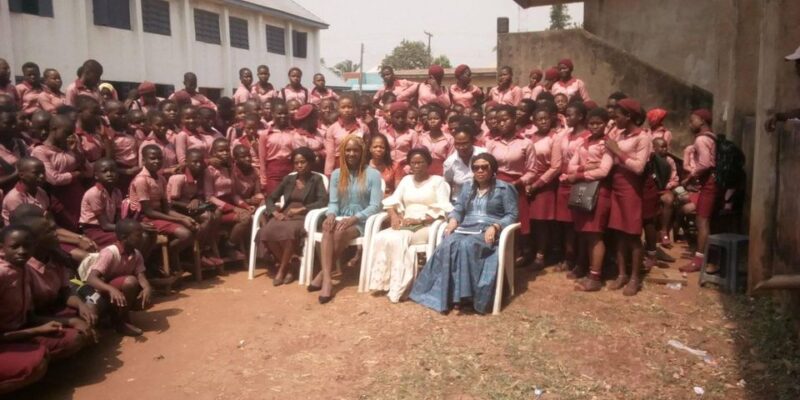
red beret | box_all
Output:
[138,81,156,95]
[544,67,559,81]
[646,108,668,126]
[172,90,191,104]
[692,108,712,124]
[529,68,543,77]
[558,58,574,69]
[293,104,315,121]
[617,98,643,118]
[583,100,599,110]
[388,101,409,114]
[454,64,469,78]
[428,64,445,79]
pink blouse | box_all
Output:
[166,172,202,203]
[550,78,591,102]
[128,168,167,213]
[233,84,252,104]
[204,164,235,208]
[566,135,614,181]
[650,126,673,147]
[417,83,451,108]
[558,129,590,173]
[79,184,122,225]
[682,144,696,175]
[521,84,545,101]
[414,131,454,166]
[37,86,67,113]
[530,131,563,185]
[175,128,209,164]
[231,134,260,172]
[690,131,716,178]
[488,85,522,106]
[280,86,309,104]
[449,84,483,109]
[323,120,367,175]
[16,82,42,115]
[30,144,82,186]
[608,127,651,174]
[140,134,178,171]
[65,79,102,106]
[485,135,536,183]
[26,257,69,311]
[293,128,325,162]
[372,79,418,104]
[232,165,261,201]
[310,88,339,105]
[110,129,139,167]
[75,127,104,163]
[251,83,278,104]
[383,126,417,164]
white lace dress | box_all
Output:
[367,175,452,302]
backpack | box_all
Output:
[702,133,746,189]
[77,245,121,281]
[646,154,673,190]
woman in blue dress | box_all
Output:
[309,135,383,304]
[410,153,519,314]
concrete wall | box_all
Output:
[583,0,720,92]
[0,0,322,97]
[497,28,712,154]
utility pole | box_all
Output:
[358,43,364,95]
[423,31,433,58]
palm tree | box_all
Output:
[333,60,360,76]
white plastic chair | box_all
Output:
[297,179,386,286]
[358,212,444,293]
[434,222,521,315]
[247,172,329,280]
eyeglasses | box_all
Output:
[471,164,490,172]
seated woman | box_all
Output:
[410,153,518,314]
[309,135,382,304]
[260,147,328,286]
[367,148,452,303]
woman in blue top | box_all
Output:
[309,135,382,304]
[410,153,519,314]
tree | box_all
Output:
[333,59,360,76]
[432,55,452,69]
[381,40,432,70]
[548,4,572,30]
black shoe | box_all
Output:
[307,284,322,293]
[318,295,333,304]
[656,247,676,263]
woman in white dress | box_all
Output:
[368,148,453,302]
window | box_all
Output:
[194,9,220,44]
[265,24,285,55]
[292,30,307,59]
[93,0,131,30]
[8,0,54,17]
[229,17,249,49]
[142,0,170,36]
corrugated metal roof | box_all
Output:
[225,0,328,28]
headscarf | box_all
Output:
[428,65,445,80]
[692,108,712,125]
[646,108,668,127]
[293,104,314,121]
[137,81,156,96]
[617,98,643,120]
[544,67,559,81]
[454,64,469,78]
[558,58,574,70]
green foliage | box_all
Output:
[549,4,572,30]
[333,59,360,76]
[381,40,432,70]
[431,55,452,69]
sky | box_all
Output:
[300,0,584,71]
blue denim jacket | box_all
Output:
[449,179,519,231]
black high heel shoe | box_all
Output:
[307,284,322,293]
[318,295,333,304]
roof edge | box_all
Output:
[223,0,329,29]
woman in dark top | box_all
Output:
[259,147,328,286]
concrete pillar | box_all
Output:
[747,0,782,292]
[0,3,15,75]
[180,0,194,86]
[285,21,294,69]
[75,0,91,61]
[131,0,148,81]
[221,7,232,95]
[256,14,264,59]
[313,29,321,72]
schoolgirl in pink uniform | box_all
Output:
[604,98,652,296]
[449,64,484,109]
[74,96,110,164]
[551,59,591,102]
[521,68,545,101]
[373,66,418,106]
[129,81,164,114]
[562,107,614,291]
[16,62,43,116]
[414,105,454,176]
[258,101,296,195]
[292,104,325,172]
[251,65,278,105]
[515,99,538,139]
[64,59,103,107]
[139,111,179,177]
[233,68,253,105]
[380,102,416,182]
[79,158,123,247]
[174,105,210,164]
[280,67,309,104]
[0,58,20,106]
[37,68,67,114]
[105,100,139,195]
[309,73,339,106]
[417,65,451,108]
[324,95,367,175]
[169,72,216,111]
[204,139,250,259]
[231,113,262,174]
[488,66,522,106]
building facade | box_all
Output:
[0,0,327,99]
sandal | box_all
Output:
[574,277,602,292]
[607,275,629,290]
[282,273,294,285]
[622,279,641,296]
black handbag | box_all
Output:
[568,180,600,212]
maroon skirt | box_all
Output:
[142,217,182,235]
[608,166,644,235]
[571,180,611,233]
[0,343,47,384]
[31,327,82,358]
[263,159,293,197]
[497,171,529,234]
[51,181,86,231]
[696,174,718,218]
[554,181,574,223]
[642,175,661,221]
[529,180,558,221]
[81,224,118,248]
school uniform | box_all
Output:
[528,131,563,221]
[517,123,538,140]
[550,78,591,102]
[323,119,367,175]
[521,84,545,101]
[140,134,178,175]
[86,243,145,289]
[382,126,417,182]
[650,126,673,147]
[566,135,613,232]
[417,83,451,108]
[414,131,454,176]
[373,79,418,105]
[487,85,522,106]
[25,257,71,314]
[169,91,217,111]
[232,164,261,203]
[280,86,309,104]
[258,126,296,195]
[292,128,325,172]
[449,84,483,109]
[166,170,203,207]
[129,168,179,234]
[65,79,102,106]
[309,88,339,106]
[0,138,28,190]
[0,82,20,107]
[37,86,67,113]
[555,129,590,223]
[1,183,57,224]
[233,84,252,105]
[29,144,84,231]
[485,134,536,234]
[79,183,122,247]
[15,82,43,115]
[129,98,164,114]
[251,83,278,104]
[174,128,209,164]
[110,128,139,194]
[204,164,238,222]
[231,133,261,173]
[607,127,651,235]
[74,126,104,163]
[690,131,718,218]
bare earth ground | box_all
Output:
[6,245,800,400]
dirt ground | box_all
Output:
[6,245,800,400]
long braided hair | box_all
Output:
[337,134,368,201]
[468,152,499,202]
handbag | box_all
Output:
[568,180,600,212]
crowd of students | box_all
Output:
[0,55,733,393]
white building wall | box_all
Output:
[2,0,322,98]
